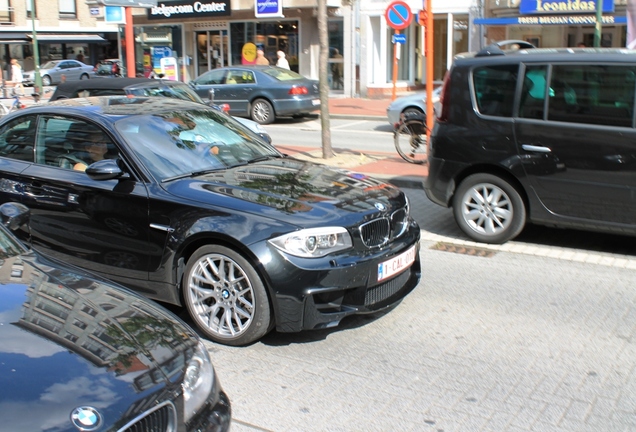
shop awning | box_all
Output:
[27,34,109,44]
[0,32,30,43]
[475,16,627,25]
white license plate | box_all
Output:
[377,245,416,282]
[312,99,321,106]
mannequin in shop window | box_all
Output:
[256,49,269,65]
[276,51,290,70]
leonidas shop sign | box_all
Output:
[519,0,614,14]
[148,0,231,19]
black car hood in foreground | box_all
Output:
[163,157,406,224]
[0,252,199,431]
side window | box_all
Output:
[519,65,548,120]
[195,69,225,85]
[548,65,635,127]
[0,116,37,162]
[473,65,519,117]
[37,117,116,170]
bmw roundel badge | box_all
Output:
[70,406,102,431]
[374,202,386,212]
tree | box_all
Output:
[317,0,333,159]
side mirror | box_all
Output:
[85,159,128,180]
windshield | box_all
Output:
[115,108,281,182]
[40,61,58,69]
[127,84,205,104]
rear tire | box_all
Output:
[251,98,275,125]
[80,73,89,80]
[42,75,51,86]
[394,119,428,164]
[183,245,271,346]
[452,173,526,244]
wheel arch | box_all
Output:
[451,164,531,214]
[174,232,278,322]
[248,95,277,115]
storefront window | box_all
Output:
[133,25,183,79]
[229,21,299,72]
[328,20,344,90]
[433,16,448,81]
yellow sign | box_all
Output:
[242,42,257,65]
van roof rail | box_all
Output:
[476,40,536,57]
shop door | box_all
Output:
[195,30,228,76]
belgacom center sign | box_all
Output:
[148,0,230,19]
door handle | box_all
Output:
[521,144,551,153]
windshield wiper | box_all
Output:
[161,168,224,183]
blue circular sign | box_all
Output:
[385,1,413,31]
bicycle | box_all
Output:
[0,93,27,116]
[394,111,429,164]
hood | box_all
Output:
[163,157,407,227]
[0,252,198,432]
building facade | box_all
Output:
[0,0,120,80]
[478,0,628,49]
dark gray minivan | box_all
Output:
[425,41,636,243]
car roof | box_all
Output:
[454,46,636,66]
[44,95,203,116]
[50,78,175,100]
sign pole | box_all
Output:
[392,31,400,101]
[125,7,136,77]
[425,0,434,141]
[385,1,413,101]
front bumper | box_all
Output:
[259,221,422,333]
[187,387,232,432]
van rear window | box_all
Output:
[473,65,519,117]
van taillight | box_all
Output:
[437,71,451,122]
[289,86,308,95]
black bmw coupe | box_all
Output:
[0,96,421,346]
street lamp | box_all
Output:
[29,0,42,94]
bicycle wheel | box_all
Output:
[394,119,428,164]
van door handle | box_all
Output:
[522,144,551,153]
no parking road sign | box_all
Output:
[385,0,413,31]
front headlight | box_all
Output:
[183,341,214,423]
[269,227,353,258]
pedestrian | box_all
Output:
[255,49,269,65]
[331,49,344,89]
[76,51,85,63]
[276,50,290,70]
[10,59,23,96]
[577,42,586,48]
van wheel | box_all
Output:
[452,173,526,244]
[183,245,271,346]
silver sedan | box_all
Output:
[23,59,95,86]
[386,87,442,128]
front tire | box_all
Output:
[183,245,271,346]
[452,173,526,244]
[251,98,275,125]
